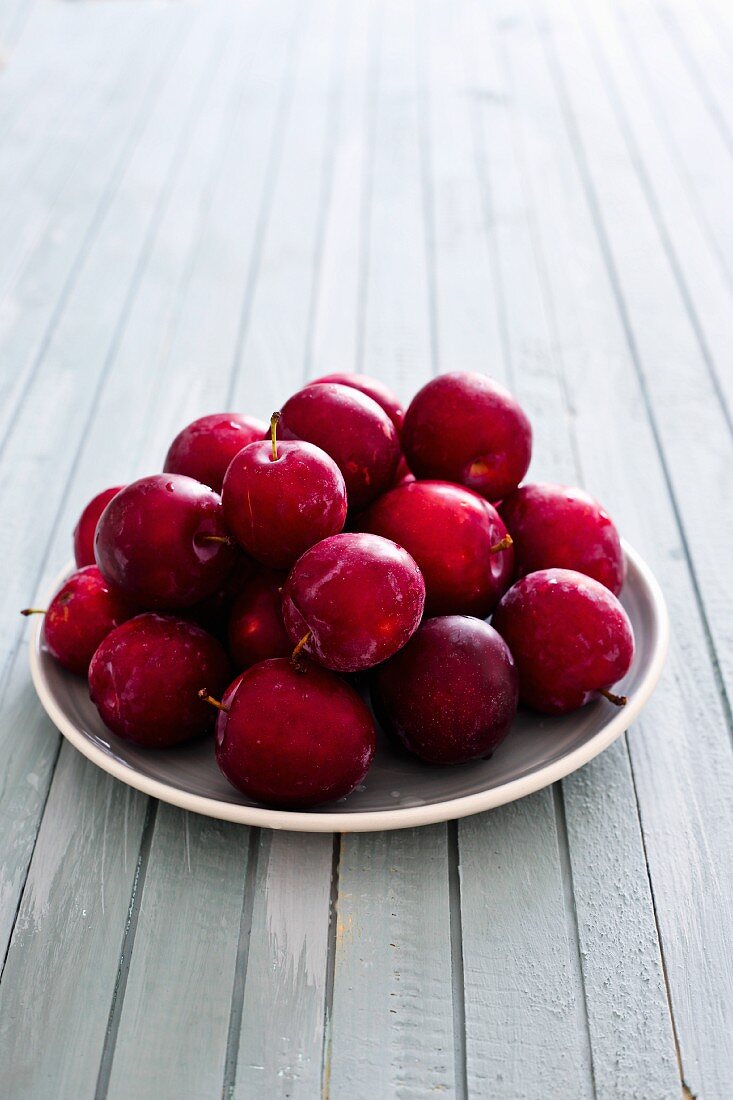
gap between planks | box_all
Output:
[95,801,159,1100]
[221,829,262,1100]
[319,834,341,1100]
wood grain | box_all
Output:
[233,833,334,1098]
[0,747,149,1097]
[328,828,456,1098]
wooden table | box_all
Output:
[1,0,731,1096]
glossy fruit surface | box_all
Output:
[357,480,513,617]
[222,431,347,568]
[163,413,267,493]
[499,482,625,595]
[32,566,137,675]
[309,373,405,434]
[492,568,635,714]
[89,613,230,747]
[228,569,291,670]
[402,371,532,500]
[215,657,376,807]
[95,474,236,610]
[278,383,400,510]
[73,486,124,568]
[372,615,518,763]
[281,532,425,672]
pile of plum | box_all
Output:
[27,371,634,809]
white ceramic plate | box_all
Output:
[29,542,667,832]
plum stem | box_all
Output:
[200,534,235,546]
[270,411,281,462]
[489,533,513,554]
[20,608,47,616]
[599,687,627,707]
[291,630,312,670]
[198,688,229,713]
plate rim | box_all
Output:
[28,541,668,833]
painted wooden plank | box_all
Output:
[501,0,733,1093]
[0,5,195,960]
[0,3,127,137]
[698,0,733,52]
[308,0,376,378]
[92,0,299,461]
[582,0,733,421]
[0,13,114,214]
[325,3,457,1096]
[418,0,507,381]
[231,0,346,404]
[0,11,186,449]
[459,794,589,1097]
[234,832,334,1098]
[0,749,149,1100]
[651,0,733,171]
[105,809,251,1100]
[0,0,36,53]
[359,0,433,395]
[559,742,681,1100]
[0,9,163,311]
[198,5,380,1096]
[328,827,456,1098]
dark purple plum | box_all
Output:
[372,615,518,763]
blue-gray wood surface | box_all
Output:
[0,0,731,1096]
